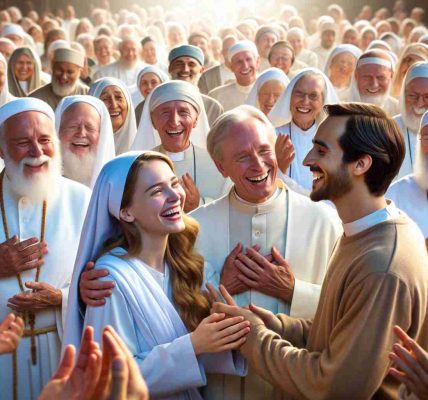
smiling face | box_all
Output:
[13,53,34,81]
[151,100,198,153]
[329,52,356,86]
[303,115,353,202]
[120,39,140,67]
[139,72,162,98]
[230,50,260,86]
[287,32,304,55]
[94,38,113,65]
[356,63,392,102]
[269,46,293,74]
[257,80,285,115]
[142,40,157,64]
[169,56,204,85]
[256,32,278,58]
[215,118,277,203]
[100,85,129,133]
[120,158,186,237]
[290,74,325,129]
[321,30,336,49]
[404,77,428,131]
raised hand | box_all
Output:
[8,281,62,312]
[275,134,295,174]
[180,173,200,213]
[0,313,24,354]
[79,262,115,307]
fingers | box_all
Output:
[217,336,247,351]
[109,357,128,400]
[25,281,48,291]
[245,247,271,269]
[249,303,272,320]
[212,302,242,317]
[409,340,428,372]
[203,312,226,324]
[393,325,413,349]
[235,258,260,280]
[205,283,222,304]
[81,268,113,285]
[14,236,39,251]
[219,284,237,306]
[0,313,15,332]
[227,243,243,260]
[271,246,288,266]
[3,235,19,245]
[17,258,44,274]
[218,322,250,344]
[52,345,75,379]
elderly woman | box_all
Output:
[133,80,229,212]
[391,43,428,97]
[131,65,169,125]
[89,77,137,155]
[324,44,361,100]
[268,41,302,78]
[269,68,338,190]
[245,67,289,116]
[7,46,47,97]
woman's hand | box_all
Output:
[190,313,250,355]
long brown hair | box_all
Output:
[103,152,210,331]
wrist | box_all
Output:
[190,332,201,355]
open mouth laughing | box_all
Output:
[160,205,181,220]
[246,170,270,184]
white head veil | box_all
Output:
[323,44,362,75]
[0,52,13,106]
[132,80,209,151]
[55,95,116,188]
[268,67,339,127]
[130,65,170,107]
[245,67,290,109]
[89,78,137,155]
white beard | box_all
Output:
[3,152,62,203]
[401,107,428,133]
[51,80,78,97]
[61,145,96,187]
[360,92,389,107]
[414,140,428,190]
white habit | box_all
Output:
[393,114,418,180]
[208,82,254,111]
[191,184,342,400]
[94,60,145,88]
[0,176,91,400]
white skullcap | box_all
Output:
[245,67,290,109]
[367,39,392,52]
[55,95,116,188]
[421,110,428,130]
[1,24,24,38]
[136,65,169,89]
[320,21,338,34]
[48,39,71,55]
[324,44,362,75]
[268,67,339,127]
[419,34,428,44]
[228,40,258,63]
[287,27,305,39]
[404,61,428,86]
[53,48,85,68]
[132,80,209,151]
[356,50,394,70]
[0,37,16,49]
[0,97,54,127]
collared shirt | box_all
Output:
[343,202,400,237]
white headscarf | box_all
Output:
[245,67,290,109]
[268,67,339,127]
[0,52,13,106]
[132,80,209,151]
[130,65,169,107]
[55,95,116,188]
[0,97,54,126]
[323,44,362,75]
[89,78,137,155]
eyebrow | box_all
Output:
[313,139,330,149]
[144,176,178,193]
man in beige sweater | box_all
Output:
[213,103,428,399]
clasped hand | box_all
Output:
[8,281,62,312]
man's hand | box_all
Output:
[220,243,249,296]
[275,134,295,174]
[0,236,48,279]
[389,325,428,399]
[79,262,115,307]
[7,282,62,312]
[38,326,102,400]
[181,173,200,213]
[248,304,282,334]
[0,313,24,354]
[235,246,295,302]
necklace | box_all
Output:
[0,171,47,368]
[406,128,414,167]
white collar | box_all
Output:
[291,120,317,135]
[343,201,400,236]
[235,82,254,93]
[234,187,280,206]
[166,150,185,161]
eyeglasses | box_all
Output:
[294,91,322,101]
[270,55,292,62]
[406,93,428,103]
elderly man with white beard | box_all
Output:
[55,95,115,188]
[348,49,399,117]
[0,97,91,399]
[393,62,428,180]
[30,48,89,110]
[387,111,428,244]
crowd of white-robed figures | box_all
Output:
[0,1,427,399]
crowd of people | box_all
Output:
[0,0,427,399]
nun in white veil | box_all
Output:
[62,151,246,399]
[55,95,116,188]
[245,67,290,117]
[0,52,14,106]
[268,68,338,191]
[89,77,137,155]
[130,65,169,108]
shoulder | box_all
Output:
[208,81,235,96]
[28,83,51,97]
[94,248,132,279]
[58,177,92,207]
[388,174,416,193]
[203,64,221,76]
[201,93,222,108]
[190,191,230,221]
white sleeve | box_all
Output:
[289,279,321,319]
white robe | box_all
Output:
[387,174,428,238]
[208,81,254,112]
[84,248,246,400]
[153,144,231,205]
[393,114,418,180]
[94,60,145,88]
[0,176,91,400]
[276,121,317,191]
[296,49,319,68]
[191,184,342,400]
[311,46,333,70]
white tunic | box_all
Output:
[154,144,231,205]
[94,60,145,88]
[208,81,254,111]
[393,114,418,180]
[276,121,317,191]
[0,176,91,400]
[296,49,319,68]
[84,248,246,400]
[191,185,342,400]
[387,174,428,238]
[311,46,333,70]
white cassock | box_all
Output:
[93,60,145,87]
[393,114,418,180]
[208,82,254,112]
[311,46,332,70]
[84,248,246,400]
[191,183,342,400]
[153,144,231,204]
[276,121,317,191]
[0,176,91,400]
[387,174,428,238]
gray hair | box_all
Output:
[207,105,276,162]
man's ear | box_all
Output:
[214,159,229,178]
[352,154,372,176]
[119,207,135,223]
